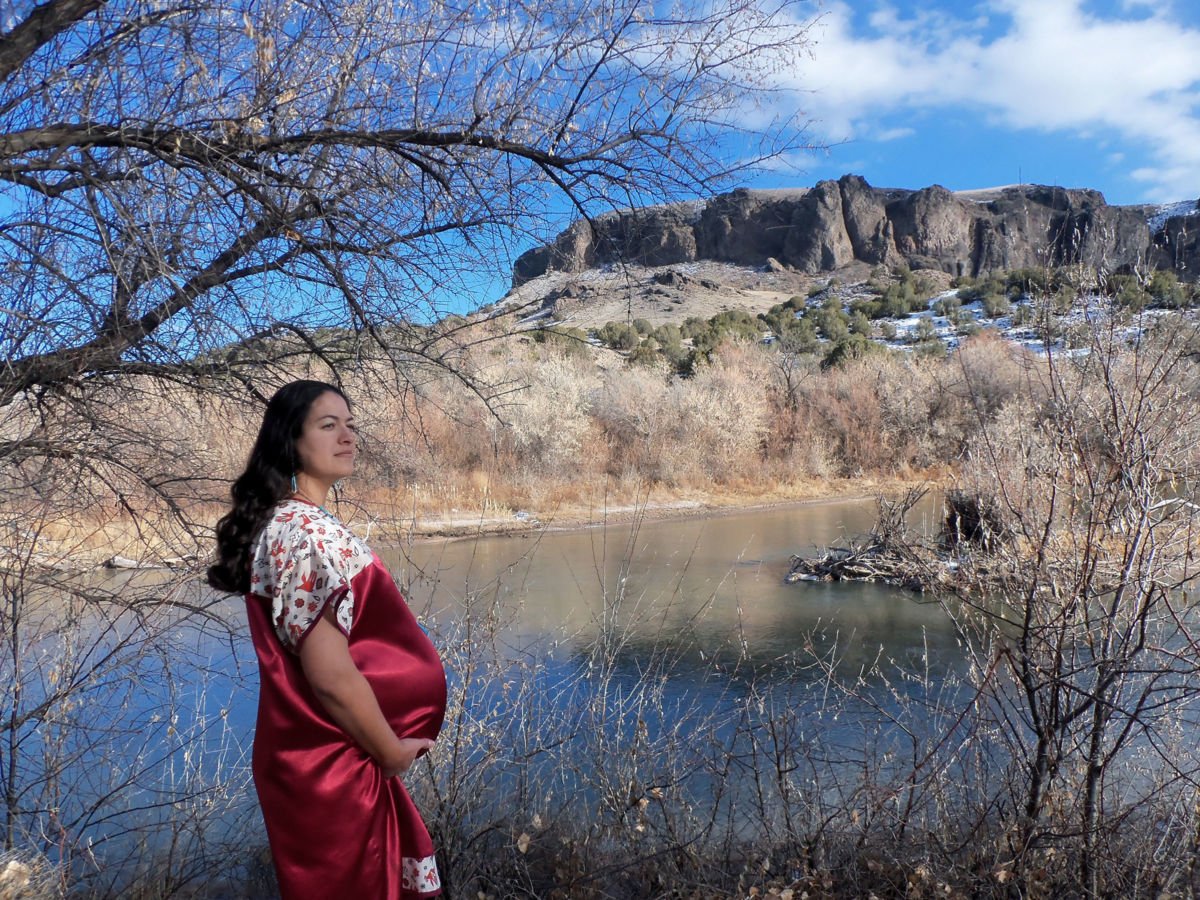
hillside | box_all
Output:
[497,174,1198,331]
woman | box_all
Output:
[208,380,445,899]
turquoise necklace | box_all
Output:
[291,490,333,518]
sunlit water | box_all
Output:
[395,496,958,677]
[56,496,965,885]
[177,496,962,737]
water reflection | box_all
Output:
[48,496,962,888]
[390,496,959,684]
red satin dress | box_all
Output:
[245,499,446,898]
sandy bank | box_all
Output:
[399,475,943,544]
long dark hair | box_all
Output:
[207,380,349,594]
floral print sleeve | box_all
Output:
[249,500,375,653]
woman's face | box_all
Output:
[293,391,357,485]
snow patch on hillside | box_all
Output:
[1148,200,1199,234]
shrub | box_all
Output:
[648,325,690,373]
[806,299,851,342]
[499,354,598,475]
[915,335,947,358]
[1148,270,1189,308]
[589,366,672,479]
[595,321,640,351]
[681,316,709,341]
[848,310,872,337]
[947,330,1029,420]
[795,358,895,474]
[981,291,1012,318]
[911,316,937,343]
[533,326,592,358]
[689,325,722,357]
[1106,274,1147,311]
[957,274,1005,303]
[850,296,883,319]
[932,295,961,322]
[628,338,662,367]
[956,312,980,336]
[759,307,794,338]
[658,341,771,479]
[822,333,886,369]
[779,319,820,355]
[651,323,683,348]
[881,281,918,317]
[940,326,1200,897]
[710,309,760,342]
[1009,302,1033,327]
[1006,266,1059,298]
[1049,284,1077,313]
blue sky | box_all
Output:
[751,0,1200,205]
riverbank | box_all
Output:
[4,473,946,571]
[395,472,947,542]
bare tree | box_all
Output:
[0,0,817,888]
[0,0,814,404]
[943,310,1200,896]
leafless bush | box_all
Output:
[763,351,836,477]
[658,342,772,482]
[929,315,1200,896]
[795,359,899,476]
[591,367,675,482]
[950,330,1036,422]
[496,354,602,479]
[387,515,993,898]
[0,532,255,896]
[0,383,259,897]
[0,849,60,899]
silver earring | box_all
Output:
[290,473,297,492]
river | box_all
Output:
[29,495,966,890]
[389,495,961,682]
[90,494,964,765]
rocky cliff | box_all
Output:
[513,175,1200,285]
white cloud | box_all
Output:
[778,0,1200,201]
[757,149,829,174]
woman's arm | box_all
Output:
[299,613,434,777]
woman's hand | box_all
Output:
[380,737,436,778]
[301,614,434,777]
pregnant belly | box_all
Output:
[359,642,447,742]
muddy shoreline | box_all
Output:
[397,477,943,545]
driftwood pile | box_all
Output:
[786,544,942,591]
[787,488,948,592]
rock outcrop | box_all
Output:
[512,175,1200,285]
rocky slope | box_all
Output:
[512,175,1200,287]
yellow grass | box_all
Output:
[2,331,1022,563]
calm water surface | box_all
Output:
[60,496,964,875]
[180,495,961,722]
[388,496,959,681]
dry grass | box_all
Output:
[2,330,1038,557]
[0,852,60,900]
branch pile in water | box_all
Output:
[786,488,949,592]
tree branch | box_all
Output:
[0,0,104,85]
[0,121,646,171]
